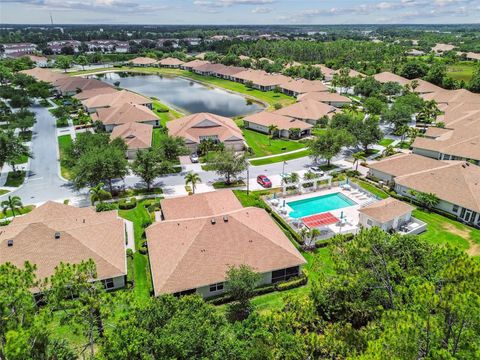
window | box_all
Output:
[209,282,224,292]
[103,278,114,289]
[367,219,373,226]
[272,266,300,283]
[173,288,196,297]
[452,205,459,213]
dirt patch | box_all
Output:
[442,222,480,256]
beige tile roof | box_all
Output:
[182,59,210,69]
[432,43,455,52]
[334,68,365,78]
[312,64,335,77]
[82,89,152,110]
[129,57,158,65]
[359,198,414,223]
[421,89,480,105]
[466,52,480,61]
[93,103,158,126]
[158,57,185,66]
[20,67,69,84]
[243,111,312,131]
[213,65,246,77]
[27,55,48,63]
[110,122,153,150]
[73,86,118,101]
[161,190,243,220]
[274,99,336,121]
[194,62,227,74]
[395,161,480,212]
[55,77,113,94]
[233,69,291,87]
[280,79,328,94]
[147,206,306,295]
[368,153,448,177]
[166,112,244,145]
[373,71,410,85]
[298,91,352,104]
[412,121,480,161]
[0,201,126,284]
[411,79,444,94]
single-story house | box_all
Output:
[27,55,49,67]
[54,77,113,96]
[157,57,185,68]
[73,86,119,101]
[82,89,153,113]
[373,71,410,86]
[432,43,455,54]
[181,59,210,71]
[146,190,306,298]
[166,112,245,152]
[274,99,336,125]
[358,198,420,233]
[110,122,153,159]
[312,64,335,81]
[410,79,444,94]
[421,89,480,106]
[243,111,312,138]
[406,49,425,56]
[193,62,226,76]
[466,52,480,61]
[333,68,365,78]
[297,91,352,107]
[213,65,246,81]
[279,79,328,97]
[92,102,159,132]
[20,67,69,84]
[0,201,127,293]
[129,57,158,67]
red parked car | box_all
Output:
[257,175,272,188]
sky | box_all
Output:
[1,0,479,25]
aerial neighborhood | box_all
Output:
[0,20,479,359]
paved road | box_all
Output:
[0,103,86,204]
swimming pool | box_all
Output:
[287,193,356,218]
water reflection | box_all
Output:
[90,72,264,117]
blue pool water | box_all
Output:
[287,193,356,218]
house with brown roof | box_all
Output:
[279,79,328,97]
[193,62,226,76]
[368,154,480,225]
[410,79,444,94]
[181,59,210,71]
[146,190,306,297]
[432,43,455,54]
[54,77,114,96]
[358,198,421,234]
[312,64,335,81]
[82,89,152,113]
[334,68,365,78]
[110,122,153,158]
[243,111,312,139]
[213,65,246,81]
[0,201,127,293]
[129,57,158,67]
[232,69,291,91]
[298,91,352,107]
[166,112,244,152]
[274,99,336,124]
[158,57,185,68]
[73,86,118,101]
[20,67,69,84]
[92,102,159,132]
[27,55,48,67]
[373,72,410,86]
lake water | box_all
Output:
[90,72,263,117]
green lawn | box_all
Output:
[397,141,411,149]
[447,61,475,82]
[69,66,296,109]
[0,204,35,219]
[0,189,9,196]
[151,98,183,126]
[249,149,311,166]
[152,128,163,147]
[13,154,29,165]
[5,171,25,187]
[413,209,480,255]
[243,129,305,158]
[351,178,389,199]
[378,138,394,147]
[57,134,72,180]
[118,200,155,300]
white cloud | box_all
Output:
[251,7,272,13]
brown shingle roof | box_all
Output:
[421,89,480,105]
[298,91,352,104]
[82,89,152,110]
[395,161,480,212]
[166,112,244,145]
[280,79,328,94]
[274,99,336,121]
[146,206,306,295]
[93,103,158,126]
[129,57,158,65]
[110,122,153,150]
[243,111,312,131]
[359,198,414,223]
[55,77,113,94]
[410,79,444,94]
[312,64,335,77]
[373,72,410,85]
[161,190,243,220]
[20,67,69,84]
[0,202,126,284]
[368,153,448,177]
[158,57,185,66]
[182,60,210,69]
[73,86,118,101]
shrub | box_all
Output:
[126,248,134,259]
[273,103,282,110]
[118,197,137,210]
[277,276,308,291]
[56,117,69,128]
[96,202,117,212]
[139,246,148,255]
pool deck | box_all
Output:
[270,186,378,239]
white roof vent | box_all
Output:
[211,218,216,225]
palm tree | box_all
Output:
[397,124,410,142]
[1,195,23,217]
[288,172,300,184]
[268,124,279,145]
[89,182,111,205]
[185,172,201,194]
[352,152,366,171]
[407,127,419,144]
[382,145,396,157]
[308,228,321,246]
[417,100,441,130]
[299,228,309,243]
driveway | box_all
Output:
[0,103,86,204]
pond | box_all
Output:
[90,72,264,117]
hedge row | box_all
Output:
[118,197,137,210]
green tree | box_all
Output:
[89,182,112,205]
[400,61,428,79]
[131,148,170,190]
[268,124,279,145]
[308,128,353,166]
[408,190,440,211]
[425,62,447,86]
[156,134,188,162]
[76,55,88,71]
[352,152,366,171]
[4,132,32,174]
[468,64,480,93]
[356,116,383,152]
[1,195,23,217]
[226,265,260,321]
[210,148,248,185]
[56,55,72,73]
[364,97,386,115]
[184,171,201,194]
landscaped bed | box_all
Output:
[57,134,72,180]
[5,171,26,187]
